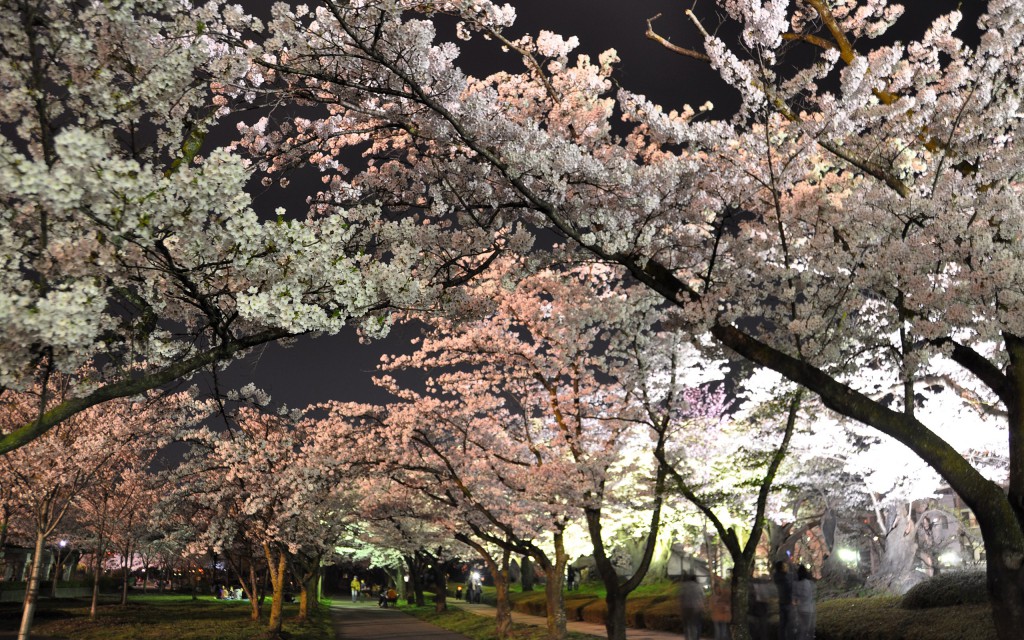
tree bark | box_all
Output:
[17,531,45,640]
[404,554,426,606]
[538,532,568,640]
[263,543,288,637]
[431,557,447,613]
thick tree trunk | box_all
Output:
[539,532,568,640]
[297,566,318,620]
[729,558,754,640]
[493,562,513,640]
[985,539,1024,640]
[263,544,288,637]
[17,531,45,640]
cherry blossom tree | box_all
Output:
[169,391,354,636]
[0,380,194,640]
[358,261,728,640]
[0,0,462,455]
[228,2,1024,634]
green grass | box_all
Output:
[815,595,997,640]
[460,580,999,640]
[0,593,334,640]
[403,603,593,640]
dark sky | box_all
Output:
[214,0,710,410]
[213,0,975,411]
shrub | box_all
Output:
[900,571,988,610]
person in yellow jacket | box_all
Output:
[350,576,361,603]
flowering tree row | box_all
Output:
[2,1,1022,638]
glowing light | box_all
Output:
[836,548,859,565]
[938,551,960,566]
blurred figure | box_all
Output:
[794,565,816,640]
[748,578,771,640]
[678,573,705,640]
[350,576,360,603]
[773,561,796,640]
[710,574,732,640]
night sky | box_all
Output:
[211,0,974,412]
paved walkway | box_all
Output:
[330,598,686,640]
[329,600,471,639]
[452,601,684,639]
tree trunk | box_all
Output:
[986,540,1024,640]
[431,558,447,613]
[89,539,103,619]
[405,554,426,606]
[457,533,514,639]
[866,503,921,594]
[296,564,319,621]
[494,556,512,640]
[730,558,754,640]
[539,532,568,640]
[90,496,109,620]
[120,542,133,606]
[234,562,262,621]
[263,543,287,637]
[17,531,45,640]
[521,556,535,591]
[298,582,308,620]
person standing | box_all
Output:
[678,574,705,640]
[773,561,796,640]
[793,565,816,640]
[710,575,732,640]
[350,576,360,603]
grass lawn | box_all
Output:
[453,580,999,640]
[0,593,334,640]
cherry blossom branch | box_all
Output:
[645,14,711,62]
[0,328,291,454]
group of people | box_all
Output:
[349,576,365,603]
[214,583,246,601]
[770,561,816,640]
[678,561,817,640]
[349,576,398,607]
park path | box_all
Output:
[329,600,471,640]
[451,601,685,640]
[329,599,685,640]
